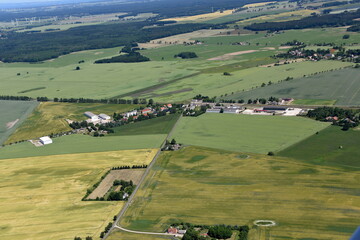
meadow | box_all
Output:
[6,102,138,144]
[172,114,330,154]
[119,146,360,240]
[109,113,180,136]
[0,134,166,160]
[279,126,360,170]
[0,101,38,145]
[0,149,157,240]
[225,67,360,106]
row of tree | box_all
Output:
[111,165,148,170]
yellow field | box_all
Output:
[0,149,157,240]
[6,102,136,144]
[161,9,234,22]
[243,1,276,8]
[237,9,320,25]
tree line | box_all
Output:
[244,9,360,31]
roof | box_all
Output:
[168,228,178,234]
[350,226,360,240]
[263,106,288,111]
[84,111,96,117]
[99,113,111,119]
[40,136,52,141]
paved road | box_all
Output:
[103,114,183,239]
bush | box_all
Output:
[208,225,232,239]
[267,151,275,156]
[174,52,198,59]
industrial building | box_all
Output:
[39,136,53,145]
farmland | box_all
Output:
[225,67,360,106]
[119,146,360,240]
[109,113,180,136]
[6,102,138,144]
[108,230,168,240]
[0,149,157,240]
[0,100,38,145]
[172,113,330,154]
[279,126,360,170]
[0,134,166,160]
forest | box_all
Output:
[0,22,212,62]
[245,10,360,31]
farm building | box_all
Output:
[263,106,288,112]
[223,107,242,114]
[206,108,221,113]
[39,136,53,145]
[178,230,187,234]
[84,111,99,121]
[125,110,138,118]
[141,108,153,115]
[99,113,111,120]
[168,227,178,234]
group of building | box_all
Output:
[84,112,111,123]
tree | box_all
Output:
[223,72,231,76]
[74,237,82,240]
[342,34,350,39]
[170,139,177,145]
[208,225,232,239]
[268,151,275,156]
[75,66,80,70]
[182,228,200,240]
[85,237,93,240]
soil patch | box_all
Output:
[208,50,259,61]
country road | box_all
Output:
[103,114,183,239]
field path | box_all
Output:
[103,114,183,239]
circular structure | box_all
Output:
[253,220,276,227]
[236,154,250,159]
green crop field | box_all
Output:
[119,146,359,240]
[0,134,166,160]
[108,230,169,240]
[225,67,360,106]
[6,102,138,144]
[0,101,38,145]
[279,126,360,170]
[0,149,157,240]
[172,113,330,154]
[136,60,353,102]
[109,113,180,136]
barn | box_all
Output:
[99,113,111,120]
[84,111,99,121]
[39,136,53,145]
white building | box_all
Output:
[125,110,137,118]
[99,113,111,120]
[84,111,99,121]
[39,136,53,145]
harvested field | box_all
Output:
[208,50,259,61]
[87,169,145,199]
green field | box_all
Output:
[109,113,180,136]
[0,149,157,240]
[0,134,165,160]
[172,114,330,154]
[119,146,359,240]
[225,67,360,106]
[279,126,360,170]
[292,99,337,105]
[6,102,138,144]
[0,101,38,145]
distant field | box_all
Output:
[292,99,337,105]
[0,101,38,145]
[225,67,360,106]
[120,146,359,240]
[139,60,352,103]
[109,113,180,136]
[279,126,360,170]
[0,134,166,160]
[161,9,234,22]
[6,102,137,144]
[0,149,157,240]
[172,114,330,154]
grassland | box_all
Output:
[120,146,360,240]
[292,99,337,105]
[161,9,235,23]
[108,230,169,240]
[225,67,360,106]
[109,113,180,136]
[172,114,330,154]
[6,102,138,144]
[279,126,360,170]
[0,101,38,145]
[0,134,166,160]
[0,149,157,240]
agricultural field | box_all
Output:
[0,149,157,240]
[225,67,360,106]
[108,230,168,240]
[6,102,138,144]
[279,126,360,170]
[119,146,360,240]
[109,113,180,136]
[0,134,166,160]
[172,114,330,154]
[0,100,38,145]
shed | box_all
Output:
[40,136,53,145]
[84,111,99,121]
[178,230,187,234]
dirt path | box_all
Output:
[208,50,259,61]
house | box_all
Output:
[122,193,129,200]
[99,113,111,120]
[167,104,173,108]
[167,227,178,234]
[178,230,187,234]
[84,111,99,121]
[125,110,137,118]
[141,108,153,115]
[39,136,53,145]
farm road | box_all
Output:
[103,114,183,239]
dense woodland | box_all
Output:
[94,52,150,63]
[245,10,360,31]
[0,22,213,62]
